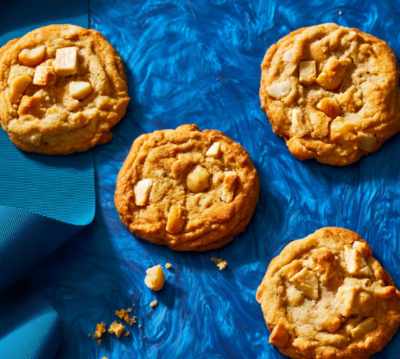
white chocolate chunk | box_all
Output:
[18,46,46,67]
[349,318,376,339]
[290,108,310,137]
[309,110,329,138]
[54,47,78,76]
[315,333,347,347]
[299,61,316,84]
[206,142,221,157]
[33,64,54,86]
[63,96,80,111]
[144,265,165,292]
[320,316,342,334]
[42,106,68,126]
[18,90,48,116]
[343,247,359,274]
[186,165,210,193]
[166,205,185,234]
[134,179,153,206]
[220,171,238,203]
[335,285,357,317]
[316,56,350,90]
[95,96,113,110]
[343,246,371,276]
[335,278,376,318]
[289,268,319,300]
[266,79,291,99]
[286,285,304,306]
[69,81,93,100]
[9,74,32,104]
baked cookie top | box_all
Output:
[115,124,259,251]
[256,227,400,359]
[260,23,400,166]
[0,24,129,154]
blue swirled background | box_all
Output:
[29,0,400,358]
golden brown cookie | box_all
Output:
[260,23,400,166]
[0,24,129,154]
[115,124,259,251]
[256,227,400,358]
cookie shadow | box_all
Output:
[299,133,400,184]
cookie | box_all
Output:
[115,124,259,251]
[0,24,129,154]
[260,23,400,166]
[256,227,400,358]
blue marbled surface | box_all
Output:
[32,0,400,358]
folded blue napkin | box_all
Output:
[0,294,60,359]
[0,1,94,358]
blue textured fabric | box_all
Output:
[0,206,82,289]
[1,0,399,358]
[0,295,60,359]
[23,1,400,358]
[0,1,93,359]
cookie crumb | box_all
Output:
[165,262,173,270]
[108,321,127,338]
[93,322,106,341]
[144,265,165,291]
[211,257,228,271]
[150,299,158,309]
[115,308,137,326]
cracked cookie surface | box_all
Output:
[256,227,400,358]
[115,124,259,251]
[0,24,129,154]
[260,23,400,166]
